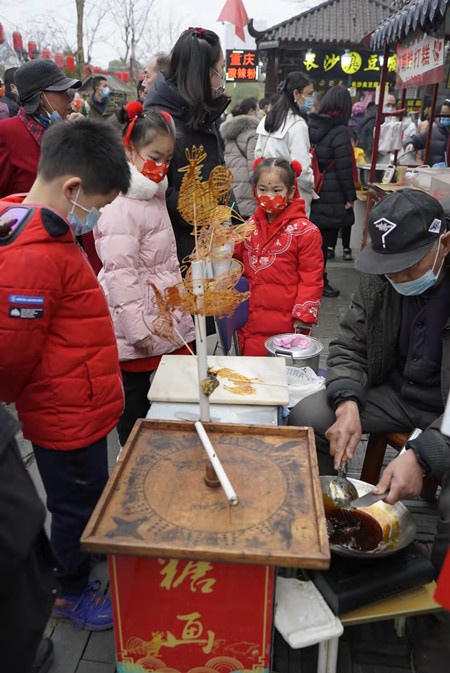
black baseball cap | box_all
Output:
[355,189,446,274]
[14,59,81,114]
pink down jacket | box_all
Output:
[94,165,195,361]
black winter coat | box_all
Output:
[0,406,56,672]
[145,73,231,266]
[357,109,377,157]
[409,121,450,166]
[348,114,365,143]
[308,113,356,231]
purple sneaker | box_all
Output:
[53,580,113,631]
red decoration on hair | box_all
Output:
[252,157,264,171]
[160,110,173,124]
[126,101,143,120]
[188,26,205,37]
[290,160,302,177]
[122,101,143,148]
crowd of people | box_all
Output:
[0,24,449,673]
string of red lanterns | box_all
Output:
[2,23,131,81]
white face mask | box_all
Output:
[210,66,226,99]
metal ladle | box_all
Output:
[321,452,359,508]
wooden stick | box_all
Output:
[191,260,210,423]
[195,421,239,506]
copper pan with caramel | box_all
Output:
[320,477,416,559]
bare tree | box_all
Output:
[76,0,85,76]
[84,0,112,65]
[25,18,74,55]
[109,0,157,81]
[137,3,185,61]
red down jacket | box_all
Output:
[0,197,124,450]
[236,198,323,356]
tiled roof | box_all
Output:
[249,0,394,47]
[370,0,448,50]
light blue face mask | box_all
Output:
[43,93,63,124]
[386,241,444,296]
[299,95,314,113]
[68,188,101,236]
[440,116,450,127]
[101,87,110,99]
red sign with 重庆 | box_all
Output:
[109,555,275,672]
[226,49,258,81]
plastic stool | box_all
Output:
[275,576,343,673]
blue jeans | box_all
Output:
[32,437,109,595]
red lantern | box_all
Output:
[0,24,5,45]
[103,69,109,75]
[54,53,64,68]
[12,32,23,52]
[121,72,130,83]
[28,41,38,59]
[41,48,51,59]
[84,66,91,76]
[93,66,101,73]
[115,71,123,80]
[65,55,75,71]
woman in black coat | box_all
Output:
[308,85,356,297]
[145,27,231,270]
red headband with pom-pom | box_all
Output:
[290,160,302,177]
[123,101,144,148]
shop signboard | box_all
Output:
[226,49,258,81]
[281,49,396,90]
[396,33,445,88]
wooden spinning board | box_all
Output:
[82,420,330,569]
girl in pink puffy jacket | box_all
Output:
[94,102,195,445]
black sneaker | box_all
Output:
[31,637,54,673]
[343,248,353,261]
[327,247,335,260]
[322,283,340,298]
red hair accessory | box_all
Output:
[252,157,264,171]
[189,26,205,37]
[126,101,143,119]
[122,101,143,148]
[160,110,173,124]
[290,160,302,177]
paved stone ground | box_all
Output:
[16,237,438,673]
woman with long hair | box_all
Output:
[145,27,231,268]
[308,84,357,297]
[255,71,315,214]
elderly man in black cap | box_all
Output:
[289,188,450,671]
[0,59,81,198]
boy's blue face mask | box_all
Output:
[68,187,101,236]
[386,240,444,296]
[440,116,450,127]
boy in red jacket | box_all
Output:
[0,121,130,630]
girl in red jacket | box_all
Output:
[237,157,323,356]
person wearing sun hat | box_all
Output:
[0,59,81,198]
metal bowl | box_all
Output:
[358,164,388,186]
[320,477,417,559]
